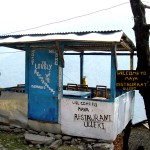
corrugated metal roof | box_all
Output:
[0,30,135,52]
[0,30,121,38]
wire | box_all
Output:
[3,1,129,35]
[63,74,76,84]
[0,51,24,54]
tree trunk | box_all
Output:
[130,0,150,129]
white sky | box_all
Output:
[0,0,150,43]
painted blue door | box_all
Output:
[28,49,59,122]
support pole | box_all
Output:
[25,44,30,93]
[80,52,84,84]
[130,52,134,70]
[110,43,117,101]
[56,41,64,68]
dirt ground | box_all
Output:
[128,123,150,150]
[0,123,149,150]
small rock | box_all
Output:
[78,145,85,150]
[86,144,93,150]
[29,144,34,148]
[55,134,62,140]
[82,138,96,144]
[63,141,71,145]
[47,132,55,138]
[25,133,55,145]
[71,138,76,145]
[13,128,23,133]
[62,135,72,141]
[35,144,41,149]
[39,131,45,136]
[0,125,12,132]
[74,138,81,144]
[28,129,38,134]
[9,125,16,129]
[93,143,114,150]
[21,129,26,132]
[49,139,63,149]
[97,139,112,144]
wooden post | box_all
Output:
[56,41,64,68]
[130,52,134,70]
[80,52,84,84]
[25,44,30,93]
[110,43,117,101]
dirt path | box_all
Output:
[128,124,150,150]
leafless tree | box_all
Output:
[130,0,150,128]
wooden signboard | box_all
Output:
[116,70,147,90]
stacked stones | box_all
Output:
[0,124,114,150]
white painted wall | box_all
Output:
[61,98,115,140]
[61,91,135,141]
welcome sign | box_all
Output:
[116,70,148,90]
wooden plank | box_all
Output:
[56,42,64,68]
[110,43,117,101]
[130,52,134,70]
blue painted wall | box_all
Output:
[28,49,59,122]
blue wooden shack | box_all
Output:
[0,30,135,141]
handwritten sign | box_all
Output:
[61,98,114,140]
[29,50,58,95]
[116,70,148,90]
[71,100,111,130]
[28,49,59,122]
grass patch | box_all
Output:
[0,131,78,150]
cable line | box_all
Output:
[0,51,24,54]
[3,2,129,35]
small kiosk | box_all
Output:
[0,30,135,141]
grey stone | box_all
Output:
[0,125,12,132]
[77,145,85,150]
[25,133,55,145]
[82,138,96,144]
[29,144,34,148]
[39,131,45,136]
[62,135,72,141]
[13,128,23,133]
[86,144,93,150]
[9,125,16,129]
[74,138,81,144]
[49,139,63,149]
[35,144,41,149]
[63,140,71,145]
[47,132,55,138]
[71,138,76,145]
[21,128,26,132]
[97,139,112,144]
[28,129,38,135]
[93,143,114,150]
[55,134,62,140]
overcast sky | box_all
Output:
[0,0,150,43]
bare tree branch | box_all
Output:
[144,4,150,9]
[144,24,150,29]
